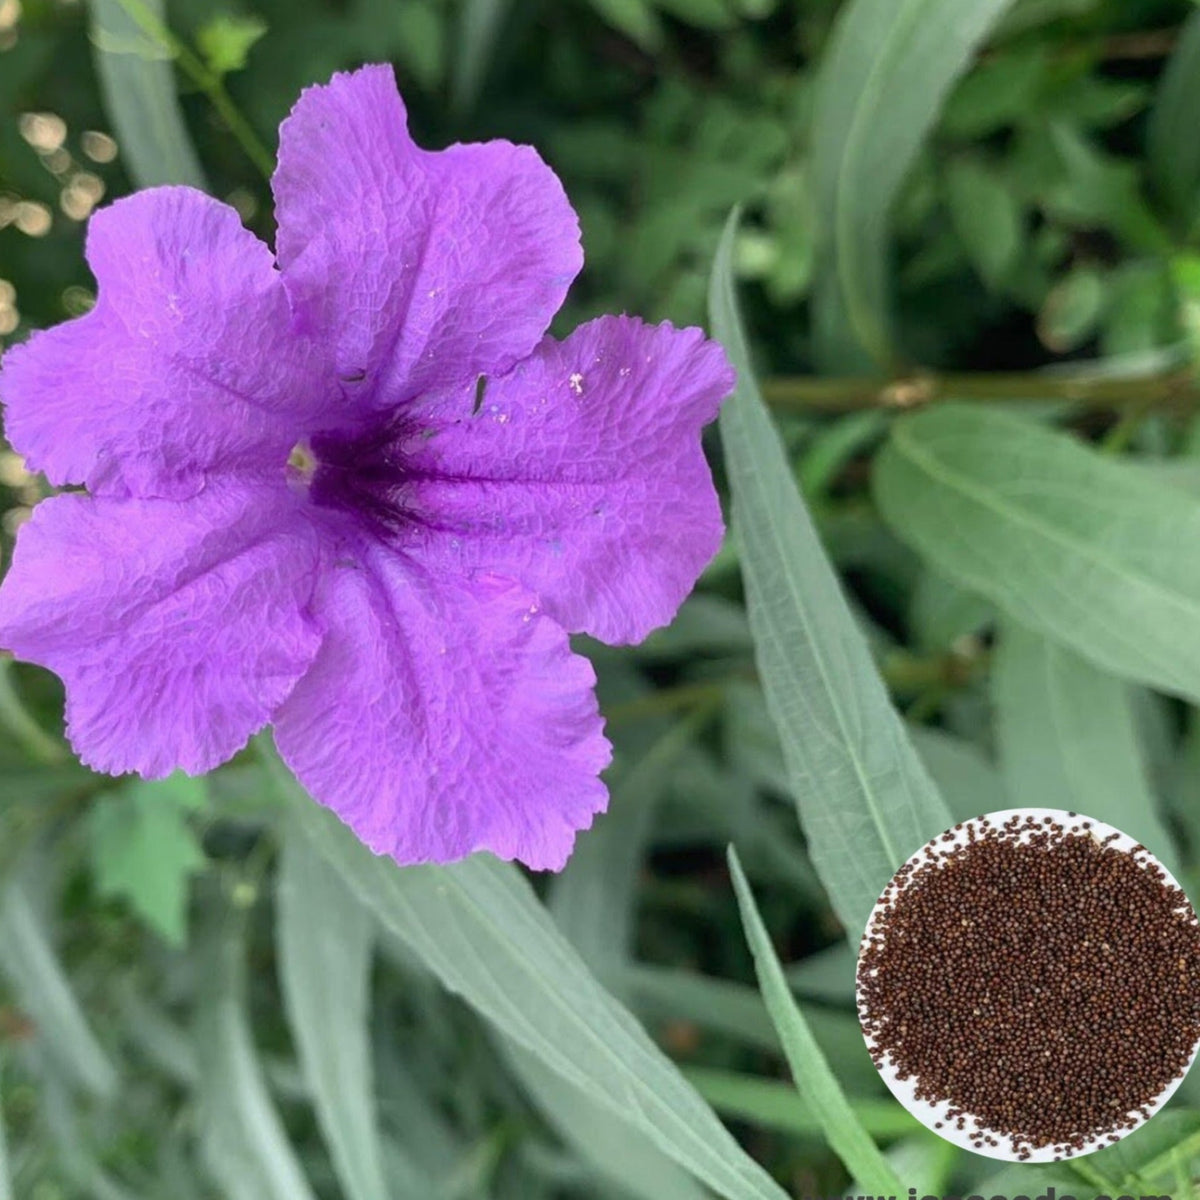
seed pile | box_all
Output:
[857,812,1200,1158]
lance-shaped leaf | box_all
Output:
[875,405,1200,704]
[810,0,1016,367]
[711,211,951,939]
[728,848,904,1192]
[992,622,1181,873]
[277,824,387,1200]
[271,746,787,1200]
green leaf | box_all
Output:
[798,410,886,498]
[909,568,993,651]
[1102,262,1175,357]
[909,726,1006,821]
[271,747,788,1200]
[393,2,446,93]
[196,908,317,1200]
[637,594,752,660]
[993,0,1097,36]
[0,1082,9,1200]
[686,1068,918,1141]
[1147,9,1200,234]
[90,0,207,190]
[450,0,511,113]
[945,158,1023,288]
[196,13,266,77]
[1046,124,1168,254]
[0,882,118,1101]
[504,1043,708,1200]
[786,942,856,1004]
[276,824,387,1200]
[87,774,207,946]
[623,964,882,1093]
[941,46,1048,138]
[1084,1109,1200,1186]
[1165,711,1200,863]
[653,0,737,30]
[992,622,1180,872]
[1037,264,1106,352]
[810,0,1016,368]
[550,714,700,978]
[35,1072,141,1200]
[587,0,663,51]
[710,211,952,939]
[626,965,777,1051]
[1173,252,1200,365]
[974,1162,1081,1196]
[979,1114,1200,1195]
[117,990,198,1087]
[874,405,1200,704]
[727,848,904,1192]
[0,658,67,765]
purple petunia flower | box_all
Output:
[0,65,734,870]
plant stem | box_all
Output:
[604,647,983,728]
[761,367,1199,414]
[114,0,275,181]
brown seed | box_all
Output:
[856,811,1200,1158]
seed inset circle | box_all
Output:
[856,808,1200,1161]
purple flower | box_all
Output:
[0,66,734,870]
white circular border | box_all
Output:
[856,807,1200,1162]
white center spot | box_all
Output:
[287,441,317,484]
[568,372,584,395]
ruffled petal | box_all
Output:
[272,542,610,870]
[0,187,323,499]
[272,64,581,409]
[396,316,734,643]
[0,482,325,775]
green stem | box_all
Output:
[605,648,983,728]
[761,367,1199,414]
[113,0,275,181]
[1101,400,1154,454]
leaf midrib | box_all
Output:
[368,860,787,1200]
[890,419,1200,632]
[728,395,907,888]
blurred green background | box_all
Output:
[4,0,1200,1197]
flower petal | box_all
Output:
[273,543,610,870]
[272,64,581,408]
[399,316,735,643]
[0,482,325,775]
[0,187,322,499]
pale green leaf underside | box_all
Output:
[90,0,207,190]
[711,211,952,940]
[196,917,317,1200]
[810,0,1016,365]
[875,405,1200,703]
[277,826,388,1200]
[993,621,1181,873]
[0,883,118,1102]
[274,748,787,1200]
[728,848,903,1193]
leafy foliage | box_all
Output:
[86,773,208,945]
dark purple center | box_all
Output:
[300,417,425,538]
